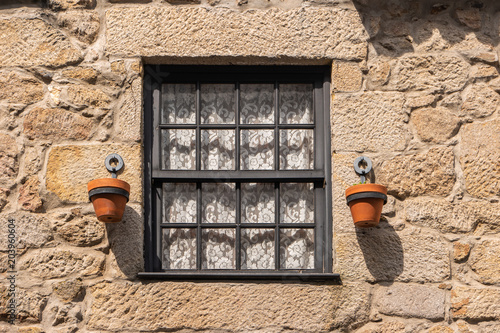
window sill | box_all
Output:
[138,272,341,282]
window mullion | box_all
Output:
[196,182,202,271]
[274,81,280,271]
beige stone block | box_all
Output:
[23,107,94,141]
[470,63,499,80]
[367,60,391,89]
[454,242,471,262]
[402,198,499,234]
[469,240,500,285]
[460,119,500,198]
[0,17,82,68]
[331,92,410,152]
[20,248,105,279]
[46,143,142,203]
[52,279,84,302]
[0,71,44,105]
[88,281,369,331]
[332,61,362,92]
[0,287,47,323]
[411,107,460,143]
[462,50,499,64]
[18,176,43,213]
[335,227,450,283]
[118,78,142,142]
[62,67,98,83]
[106,7,368,62]
[0,133,18,182]
[0,212,53,253]
[390,55,469,93]
[18,327,44,333]
[52,211,105,247]
[429,325,454,333]
[48,0,96,10]
[461,84,500,118]
[456,7,481,30]
[357,321,406,333]
[479,322,500,332]
[58,10,100,44]
[66,85,111,109]
[373,284,446,320]
[107,203,144,279]
[404,93,436,109]
[452,287,500,320]
[414,19,494,53]
[377,147,455,199]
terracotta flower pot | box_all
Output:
[87,178,130,223]
[345,183,387,228]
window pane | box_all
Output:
[240,84,274,124]
[201,84,235,124]
[161,84,196,124]
[241,183,275,223]
[279,129,314,170]
[279,84,313,124]
[202,183,236,223]
[280,229,314,269]
[241,229,275,269]
[163,183,197,223]
[201,130,235,170]
[240,130,274,170]
[162,228,197,270]
[280,183,314,224]
[202,229,235,269]
[161,129,196,170]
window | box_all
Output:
[142,66,335,280]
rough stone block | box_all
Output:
[366,59,391,89]
[332,61,362,92]
[470,63,499,80]
[48,0,96,10]
[52,211,105,246]
[118,78,142,142]
[390,55,469,93]
[0,17,82,68]
[0,286,48,323]
[452,287,500,320]
[456,7,481,30]
[61,67,98,83]
[18,176,43,213]
[0,188,8,213]
[52,279,84,302]
[460,119,500,198]
[46,143,142,203]
[377,147,455,199]
[411,107,460,143]
[0,212,53,253]
[20,248,105,279]
[454,242,471,262]
[23,107,93,141]
[469,240,500,285]
[106,7,368,61]
[0,133,19,182]
[108,204,144,279]
[373,284,446,320]
[461,84,500,118]
[331,92,410,152]
[402,198,500,234]
[0,71,44,105]
[335,227,450,283]
[58,10,100,44]
[66,85,111,109]
[88,281,369,331]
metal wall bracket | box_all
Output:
[105,153,125,178]
[353,156,372,183]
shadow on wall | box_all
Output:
[352,0,500,58]
[355,221,404,282]
[0,0,43,9]
[105,205,144,279]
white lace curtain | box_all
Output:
[161,83,315,270]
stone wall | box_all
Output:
[0,0,499,332]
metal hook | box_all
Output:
[353,156,372,183]
[105,153,124,179]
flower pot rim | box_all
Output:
[87,178,130,193]
[345,183,387,197]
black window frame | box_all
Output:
[140,65,337,281]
